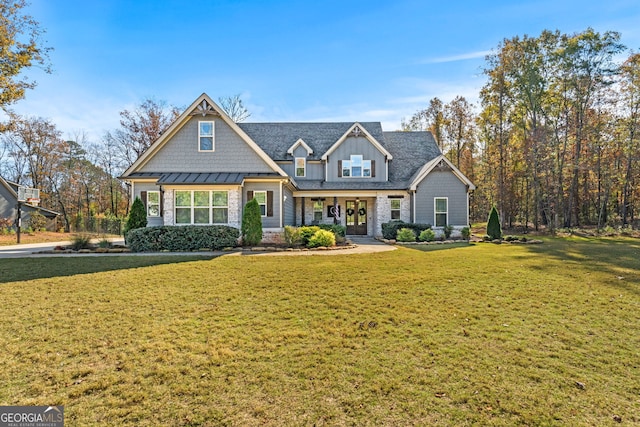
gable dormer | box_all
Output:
[287,138,313,178]
[321,123,391,183]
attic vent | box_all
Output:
[189,100,220,117]
[435,159,449,170]
[349,126,363,138]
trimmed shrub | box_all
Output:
[318,223,346,237]
[124,197,147,239]
[419,228,436,242]
[382,221,432,240]
[298,226,321,246]
[241,198,262,246]
[487,206,502,240]
[307,229,335,248]
[127,225,239,252]
[396,227,416,242]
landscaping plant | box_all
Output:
[396,227,416,242]
[487,206,502,240]
[241,198,262,246]
[306,229,335,248]
[123,197,147,239]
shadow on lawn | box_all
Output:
[524,237,640,295]
[0,255,217,284]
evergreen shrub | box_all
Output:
[419,229,436,242]
[241,198,262,246]
[307,229,335,248]
[127,225,239,252]
[382,221,432,240]
[124,197,147,239]
[396,228,416,242]
[487,206,502,240]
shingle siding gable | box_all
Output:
[140,116,276,174]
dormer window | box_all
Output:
[295,157,306,177]
[199,121,214,151]
[341,155,373,178]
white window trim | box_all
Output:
[174,190,229,224]
[254,190,267,217]
[434,197,448,227]
[390,199,401,220]
[313,200,323,222]
[295,157,306,177]
[342,154,372,178]
[198,121,215,152]
[147,190,160,217]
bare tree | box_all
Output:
[218,94,251,122]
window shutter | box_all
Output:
[267,191,274,217]
[371,160,376,177]
[338,160,342,177]
[159,191,164,217]
[247,191,254,201]
[140,191,147,212]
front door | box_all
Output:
[346,200,367,235]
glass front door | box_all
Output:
[346,200,367,235]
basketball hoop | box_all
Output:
[26,197,40,206]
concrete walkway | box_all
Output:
[0,236,395,258]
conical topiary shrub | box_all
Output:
[124,196,148,240]
[487,206,502,240]
[242,198,262,246]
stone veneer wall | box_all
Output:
[374,192,410,237]
[162,188,241,229]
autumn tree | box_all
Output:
[0,0,51,113]
[105,98,179,167]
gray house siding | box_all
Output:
[140,116,275,173]
[415,170,469,226]
[283,186,294,226]
[0,183,16,221]
[326,136,387,182]
[132,182,164,227]
[280,161,324,180]
[243,182,282,228]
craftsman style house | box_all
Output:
[121,93,474,237]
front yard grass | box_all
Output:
[0,237,638,425]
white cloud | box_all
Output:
[420,50,493,64]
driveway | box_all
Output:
[0,236,395,258]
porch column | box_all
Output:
[301,197,305,226]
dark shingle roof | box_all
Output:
[238,122,386,161]
[239,122,441,187]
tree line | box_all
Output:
[1,1,637,231]
[404,28,640,230]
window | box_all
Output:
[254,191,267,216]
[313,200,323,222]
[390,199,401,220]
[175,190,228,224]
[341,155,373,178]
[147,191,160,217]
[435,198,448,227]
[295,157,306,177]
[199,121,214,151]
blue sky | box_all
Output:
[11,0,640,141]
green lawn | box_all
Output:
[0,238,638,426]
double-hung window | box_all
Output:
[147,191,160,217]
[254,191,267,216]
[313,200,323,222]
[435,197,448,227]
[175,190,228,224]
[199,121,214,151]
[390,199,401,220]
[295,157,306,177]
